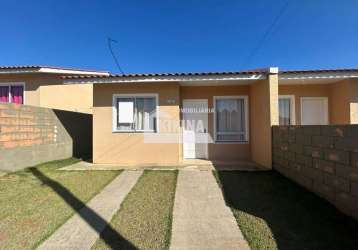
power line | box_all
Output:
[107,37,125,74]
[241,1,289,68]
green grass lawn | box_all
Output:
[92,170,177,250]
[214,171,358,250]
[0,158,120,250]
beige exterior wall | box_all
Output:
[279,80,358,125]
[250,75,278,169]
[329,80,350,124]
[180,85,251,161]
[91,74,358,167]
[346,78,358,124]
[93,84,255,165]
[40,84,93,114]
[279,84,333,124]
[93,81,279,167]
[0,74,93,114]
[93,83,181,165]
[0,74,61,106]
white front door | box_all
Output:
[301,97,328,125]
[182,99,208,159]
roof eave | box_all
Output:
[0,67,109,75]
[63,73,266,85]
[279,71,358,80]
[0,68,42,74]
[38,68,109,75]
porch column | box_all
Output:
[330,80,351,124]
[348,78,358,124]
[330,78,358,124]
[250,68,279,169]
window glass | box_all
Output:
[0,86,9,103]
[215,98,246,142]
[115,96,156,132]
[279,98,291,125]
[10,86,24,104]
[0,85,24,104]
[117,98,134,131]
[135,97,156,131]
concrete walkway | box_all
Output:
[170,170,250,250]
[60,160,262,171]
[38,170,143,250]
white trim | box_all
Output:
[0,68,109,75]
[279,71,358,81]
[179,81,254,86]
[269,67,279,74]
[0,82,26,104]
[112,93,159,133]
[38,68,109,75]
[182,99,209,102]
[213,95,249,144]
[300,97,329,125]
[64,73,266,85]
[279,95,296,125]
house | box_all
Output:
[63,67,358,168]
[2,65,358,169]
[278,69,358,125]
[0,66,108,114]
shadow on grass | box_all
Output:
[29,168,137,249]
[216,171,358,250]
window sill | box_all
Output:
[112,130,157,134]
[214,141,249,144]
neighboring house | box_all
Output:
[63,67,358,168]
[0,66,108,114]
[2,65,358,168]
[279,69,358,125]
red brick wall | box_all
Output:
[0,104,60,149]
[0,103,72,171]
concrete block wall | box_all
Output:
[0,103,72,171]
[273,125,358,220]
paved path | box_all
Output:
[170,170,250,250]
[60,160,261,171]
[38,170,143,250]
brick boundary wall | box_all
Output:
[273,125,358,220]
[0,103,92,171]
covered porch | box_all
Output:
[278,70,358,125]
[178,71,279,169]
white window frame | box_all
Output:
[279,95,296,125]
[213,96,249,144]
[0,82,26,104]
[300,97,329,125]
[112,93,159,133]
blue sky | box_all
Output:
[1,0,357,73]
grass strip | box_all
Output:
[92,170,178,250]
[0,158,120,250]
